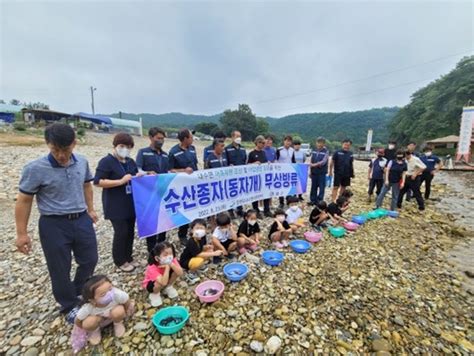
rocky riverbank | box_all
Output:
[0,131,473,355]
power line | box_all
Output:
[264,76,435,116]
[253,49,473,106]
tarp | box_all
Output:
[109,117,141,129]
[73,112,112,125]
[0,112,15,123]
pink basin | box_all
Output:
[343,222,359,231]
[304,231,323,243]
[194,280,225,303]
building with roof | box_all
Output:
[72,112,142,136]
[426,135,474,149]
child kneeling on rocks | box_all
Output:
[180,219,223,284]
[212,213,238,258]
[74,275,134,346]
[142,241,183,307]
[286,196,305,234]
[237,209,261,254]
[268,209,292,248]
[309,201,329,230]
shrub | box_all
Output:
[13,123,26,131]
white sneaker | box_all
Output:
[185,272,200,285]
[149,293,162,307]
[163,286,178,299]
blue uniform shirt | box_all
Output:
[369,157,387,180]
[310,147,329,175]
[19,153,93,215]
[388,160,407,183]
[203,144,214,162]
[263,146,276,163]
[94,154,138,220]
[421,154,440,172]
[205,152,229,169]
[168,144,198,171]
[135,147,169,174]
[332,149,354,178]
[225,143,247,166]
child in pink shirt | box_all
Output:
[142,242,183,307]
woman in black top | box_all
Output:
[248,135,272,218]
[94,133,139,272]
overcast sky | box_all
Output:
[1,0,473,117]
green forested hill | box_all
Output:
[109,107,398,144]
[265,107,399,144]
[389,56,474,144]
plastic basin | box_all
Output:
[194,280,225,303]
[223,262,249,282]
[352,215,366,225]
[262,250,284,266]
[374,208,388,217]
[289,239,311,253]
[329,226,346,238]
[367,211,379,219]
[343,221,359,231]
[304,231,323,243]
[152,306,189,335]
[387,210,399,218]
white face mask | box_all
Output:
[193,229,206,239]
[116,147,130,159]
[388,144,395,150]
[276,215,285,223]
[248,219,257,226]
[159,256,173,265]
[425,152,432,157]
[234,137,242,145]
[290,206,298,212]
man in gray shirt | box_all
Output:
[15,123,98,323]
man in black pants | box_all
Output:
[136,127,170,251]
[248,135,272,218]
[168,128,199,245]
[329,138,354,202]
[225,130,247,218]
[397,150,426,211]
[15,123,98,324]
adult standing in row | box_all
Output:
[248,135,272,218]
[169,128,198,245]
[397,150,426,211]
[309,137,329,205]
[15,123,98,323]
[135,127,169,251]
[276,135,296,208]
[203,131,226,162]
[375,150,407,211]
[95,133,138,272]
[225,130,247,218]
[263,135,276,163]
[420,146,442,200]
[384,140,397,161]
[329,139,354,202]
[367,148,387,202]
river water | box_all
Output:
[435,171,474,291]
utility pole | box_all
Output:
[90,86,97,115]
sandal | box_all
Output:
[118,262,135,272]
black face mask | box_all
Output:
[377,154,383,158]
[154,140,164,149]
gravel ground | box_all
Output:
[0,131,473,355]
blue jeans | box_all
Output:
[39,212,98,313]
[375,182,400,211]
[310,173,326,203]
